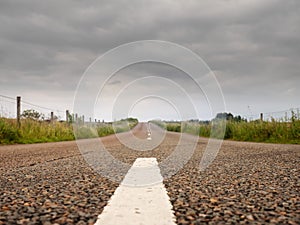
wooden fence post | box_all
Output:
[51,112,54,123]
[17,96,21,128]
[66,110,69,123]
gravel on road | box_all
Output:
[0,123,299,224]
[165,140,300,225]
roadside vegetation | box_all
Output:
[152,112,300,144]
[0,109,138,144]
[73,118,139,139]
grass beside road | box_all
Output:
[152,114,300,144]
[223,119,300,144]
[0,118,138,144]
[73,118,138,139]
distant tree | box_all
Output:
[21,109,42,120]
[233,115,247,122]
[215,112,246,122]
[215,112,234,121]
[188,119,199,122]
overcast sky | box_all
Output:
[0,0,299,121]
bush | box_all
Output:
[0,118,20,143]
[166,123,181,132]
[97,124,115,137]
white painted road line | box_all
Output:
[95,158,176,225]
[147,123,152,140]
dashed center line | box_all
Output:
[94,158,176,225]
[147,123,152,140]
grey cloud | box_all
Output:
[108,80,122,85]
[0,0,299,120]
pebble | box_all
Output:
[0,128,299,224]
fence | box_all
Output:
[0,95,16,118]
[0,94,104,126]
[1,94,299,124]
[241,108,300,122]
[0,95,73,124]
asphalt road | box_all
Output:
[0,123,299,224]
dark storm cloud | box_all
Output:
[0,0,299,120]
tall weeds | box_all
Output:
[0,117,139,144]
[157,112,300,144]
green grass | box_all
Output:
[74,119,138,139]
[0,118,20,144]
[154,113,300,144]
[2,114,299,145]
[225,120,300,144]
[0,117,139,145]
[0,118,74,144]
[97,123,115,137]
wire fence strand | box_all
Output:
[0,94,66,120]
[239,107,300,122]
[1,94,299,122]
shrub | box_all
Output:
[0,118,20,143]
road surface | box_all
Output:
[0,123,299,224]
